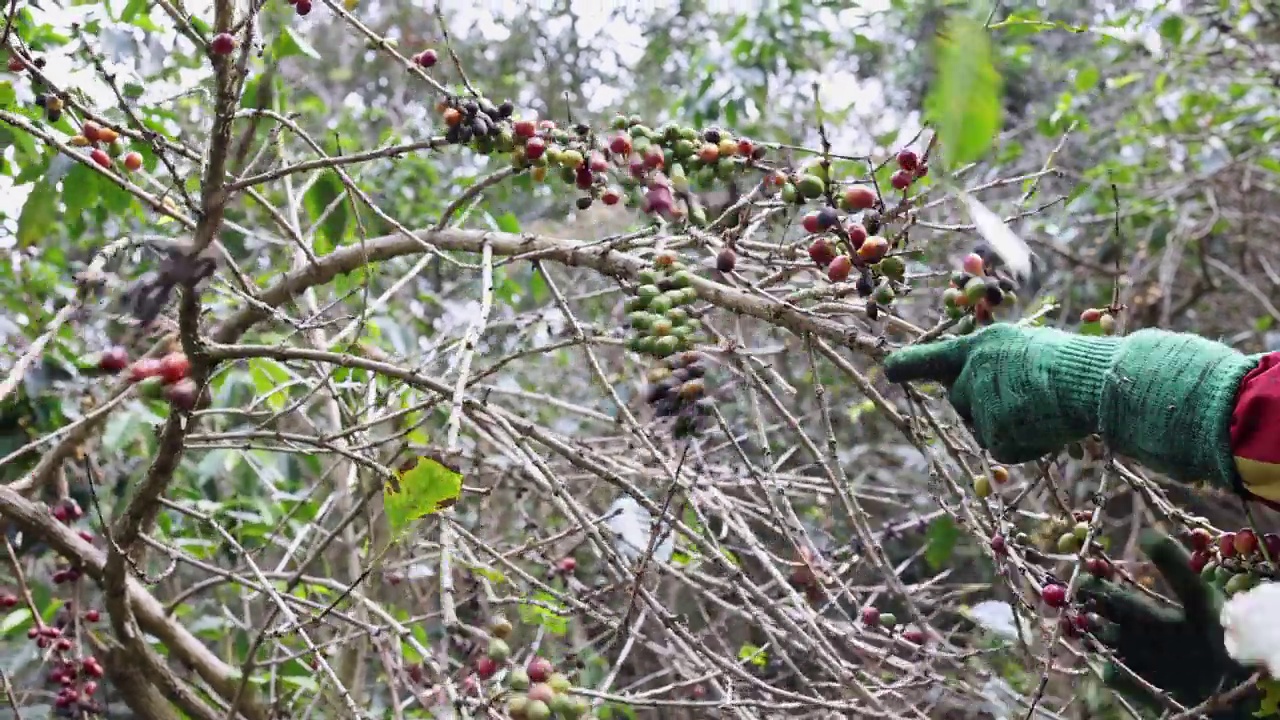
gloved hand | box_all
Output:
[882,323,1259,491]
[1078,532,1258,718]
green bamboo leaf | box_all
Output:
[925,15,1004,169]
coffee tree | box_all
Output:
[0,2,1277,719]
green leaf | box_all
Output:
[16,177,58,247]
[283,674,320,693]
[1,608,32,636]
[304,171,349,253]
[924,14,1004,169]
[0,81,15,109]
[516,592,568,635]
[121,0,147,22]
[1158,15,1185,44]
[925,515,961,570]
[247,358,291,412]
[1074,66,1099,92]
[495,212,520,233]
[737,643,768,667]
[274,26,321,61]
[383,456,462,535]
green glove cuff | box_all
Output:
[1097,330,1259,491]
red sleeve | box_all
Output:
[1230,352,1280,505]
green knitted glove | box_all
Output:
[1078,532,1257,718]
[882,323,1258,489]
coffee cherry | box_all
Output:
[716,248,737,273]
[860,607,880,625]
[808,238,835,267]
[1041,583,1068,608]
[736,137,754,156]
[843,185,876,210]
[527,657,553,683]
[1098,313,1116,335]
[525,136,547,160]
[901,628,925,645]
[973,475,992,498]
[857,236,889,263]
[962,253,985,277]
[81,121,103,143]
[487,637,511,663]
[1187,527,1212,551]
[816,207,839,230]
[557,556,576,574]
[548,672,572,694]
[1189,549,1210,573]
[158,352,190,384]
[90,149,111,169]
[6,55,25,72]
[84,609,100,623]
[97,346,129,373]
[1263,533,1280,559]
[97,126,119,144]
[416,49,438,68]
[991,466,1009,485]
[1219,532,1238,558]
[164,378,199,411]
[210,32,237,55]
[129,358,163,382]
[123,152,143,171]
[797,173,825,199]
[990,534,1007,555]
[514,119,537,139]
[801,212,822,234]
[890,169,912,191]
[528,683,555,704]
[508,668,530,691]
[475,655,498,680]
[1080,308,1103,323]
[878,255,905,282]
[896,149,919,173]
[878,612,897,628]
[1085,557,1113,579]
[526,700,552,720]
[826,255,852,283]
[1235,528,1259,556]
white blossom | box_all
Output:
[1220,581,1280,675]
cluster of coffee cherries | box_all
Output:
[504,656,591,720]
[438,95,517,149]
[595,119,764,221]
[644,350,712,439]
[70,120,143,173]
[858,606,926,645]
[624,252,702,359]
[445,615,593,719]
[49,498,95,585]
[430,97,767,218]
[29,616,105,713]
[1079,307,1118,335]
[887,148,929,192]
[799,184,906,320]
[11,55,72,129]
[1186,526,1279,596]
[941,250,1017,335]
[91,346,199,411]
